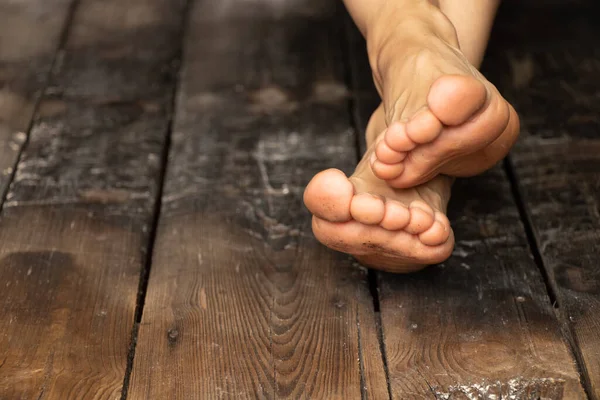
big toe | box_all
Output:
[304,168,354,222]
[427,74,487,126]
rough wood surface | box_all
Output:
[486,4,600,398]
[0,0,74,204]
[0,0,186,398]
[128,1,388,398]
[344,8,588,399]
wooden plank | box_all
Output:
[344,9,588,400]
[0,0,186,398]
[486,4,600,398]
[0,0,74,203]
[128,1,388,398]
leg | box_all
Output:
[303,0,519,272]
[438,0,500,67]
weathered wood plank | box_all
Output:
[344,8,588,399]
[0,0,74,204]
[0,0,186,398]
[128,1,388,398]
[486,4,600,398]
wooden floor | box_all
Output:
[0,0,598,398]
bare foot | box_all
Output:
[368,6,519,188]
[304,148,455,273]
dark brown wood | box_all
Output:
[344,7,588,399]
[128,1,388,398]
[0,0,73,203]
[486,4,600,398]
[0,0,186,398]
[377,172,586,399]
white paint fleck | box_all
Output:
[13,132,27,143]
[452,247,471,258]
[435,376,565,399]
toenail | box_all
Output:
[369,152,377,165]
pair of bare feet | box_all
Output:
[303,2,520,272]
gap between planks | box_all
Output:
[0,0,81,209]
[342,2,588,398]
[504,156,595,400]
[119,0,195,398]
[338,8,393,398]
[125,1,388,397]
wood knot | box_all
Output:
[167,328,179,346]
[331,296,346,309]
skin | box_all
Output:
[303,0,520,272]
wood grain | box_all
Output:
[127,1,388,398]
[0,0,74,205]
[344,7,588,399]
[486,4,600,398]
[0,0,186,398]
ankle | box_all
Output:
[365,2,459,78]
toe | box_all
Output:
[380,200,410,230]
[419,212,451,245]
[371,159,405,181]
[404,200,435,234]
[304,168,354,222]
[405,108,443,144]
[350,193,386,225]
[384,122,416,152]
[374,138,406,164]
[427,75,487,126]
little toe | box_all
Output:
[384,122,416,152]
[428,75,487,126]
[405,108,443,144]
[419,212,451,246]
[404,200,435,234]
[371,159,405,181]
[380,200,410,231]
[303,168,354,222]
[350,193,386,225]
[374,138,406,164]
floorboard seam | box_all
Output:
[339,8,393,398]
[119,1,194,398]
[503,157,558,308]
[0,0,81,212]
[504,156,594,400]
